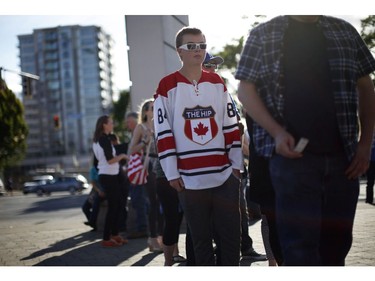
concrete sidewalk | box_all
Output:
[0,184,374,266]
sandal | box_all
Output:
[172,255,187,263]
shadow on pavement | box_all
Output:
[20,230,159,266]
[18,227,265,266]
[20,231,99,262]
[20,194,87,214]
[34,242,151,266]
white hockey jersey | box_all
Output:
[153,70,243,190]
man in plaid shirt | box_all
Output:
[236,15,375,265]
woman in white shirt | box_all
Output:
[93,115,128,247]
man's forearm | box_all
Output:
[238,80,285,138]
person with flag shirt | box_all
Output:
[153,26,243,265]
[127,99,164,252]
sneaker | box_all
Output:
[101,239,122,247]
[111,235,128,245]
[241,248,268,261]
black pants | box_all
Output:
[156,177,183,245]
[145,171,164,238]
[99,174,122,241]
[118,172,130,232]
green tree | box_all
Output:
[360,15,375,50]
[0,79,28,171]
[112,89,131,142]
[360,15,375,82]
[217,36,244,72]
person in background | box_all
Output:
[5,177,13,196]
[82,164,106,232]
[366,134,375,204]
[124,112,139,143]
[108,133,129,233]
[93,115,129,247]
[245,115,283,266]
[154,156,186,265]
[236,15,375,265]
[126,109,149,240]
[202,52,224,72]
[154,27,243,265]
[128,99,164,253]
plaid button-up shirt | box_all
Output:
[235,15,375,160]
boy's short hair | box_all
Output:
[175,27,205,49]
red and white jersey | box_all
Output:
[153,70,243,190]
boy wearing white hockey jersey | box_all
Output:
[153,27,243,265]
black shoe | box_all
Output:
[172,255,187,263]
[366,199,373,204]
[241,248,268,261]
[84,221,97,230]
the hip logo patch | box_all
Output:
[183,105,218,145]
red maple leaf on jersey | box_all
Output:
[194,122,209,138]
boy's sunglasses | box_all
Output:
[179,43,207,50]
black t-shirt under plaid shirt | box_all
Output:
[283,17,344,155]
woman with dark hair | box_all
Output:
[93,115,129,247]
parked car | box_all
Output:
[23,174,89,196]
[23,175,54,195]
[0,178,5,196]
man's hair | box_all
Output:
[175,27,204,49]
[125,111,138,120]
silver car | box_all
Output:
[23,174,89,196]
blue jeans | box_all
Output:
[129,184,148,232]
[269,152,359,266]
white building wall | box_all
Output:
[125,15,189,111]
